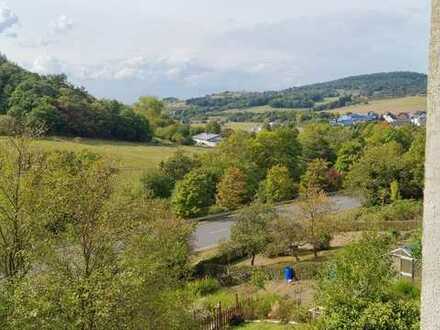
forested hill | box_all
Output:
[0,55,152,142]
[176,72,427,117]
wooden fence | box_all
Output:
[198,294,244,330]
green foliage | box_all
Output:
[171,169,218,218]
[141,170,174,198]
[345,142,404,205]
[206,120,222,134]
[356,300,420,330]
[216,167,249,210]
[187,278,221,297]
[259,165,297,203]
[335,140,363,173]
[250,127,303,180]
[159,150,200,183]
[182,72,426,117]
[317,233,419,329]
[0,58,153,141]
[299,123,336,163]
[228,203,276,266]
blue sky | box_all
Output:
[0,0,430,102]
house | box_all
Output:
[411,112,427,127]
[333,113,377,126]
[390,246,420,280]
[192,133,222,147]
[383,112,412,126]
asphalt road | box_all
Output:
[192,195,361,251]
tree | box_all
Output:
[205,120,222,134]
[227,203,275,266]
[298,187,333,257]
[141,171,174,199]
[266,217,305,260]
[0,135,46,279]
[335,140,363,173]
[216,167,248,210]
[4,150,196,329]
[298,123,336,163]
[300,159,330,193]
[317,233,419,329]
[345,142,403,206]
[159,150,199,184]
[133,96,166,128]
[171,169,217,218]
[250,127,303,180]
[258,165,297,203]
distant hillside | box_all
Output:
[168,72,427,120]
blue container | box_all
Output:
[283,266,294,282]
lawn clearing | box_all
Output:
[0,136,206,186]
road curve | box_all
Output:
[192,195,361,251]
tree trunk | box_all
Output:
[250,254,255,266]
[422,2,440,328]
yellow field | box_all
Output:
[1,137,206,186]
[329,96,427,115]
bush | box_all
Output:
[0,115,16,135]
[243,293,281,320]
[141,171,174,198]
[188,278,221,297]
[388,279,420,300]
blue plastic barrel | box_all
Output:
[283,266,294,282]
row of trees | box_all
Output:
[142,121,425,218]
[0,134,197,329]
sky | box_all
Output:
[0,0,431,103]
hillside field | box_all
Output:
[329,96,427,115]
[0,137,206,186]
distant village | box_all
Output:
[331,111,427,127]
[192,111,427,148]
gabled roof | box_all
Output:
[390,245,414,258]
[192,133,221,142]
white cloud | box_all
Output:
[49,15,73,35]
[31,55,66,75]
[0,3,18,34]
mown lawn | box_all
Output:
[234,322,296,329]
[0,136,207,186]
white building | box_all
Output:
[192,133,222,147]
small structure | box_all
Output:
[390,246,419,280]
[383,112,411,126]
[333,113,377,126]
[192,133,222,147]
[410,112,427,127]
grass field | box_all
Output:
[224,105,309,114]
[1,136,206,186]
[233,322,296,329]
[225,122,261,131]
[329,96,426,115]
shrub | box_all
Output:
[388,279,420,300]
[188,278,221,297]
[141,171,174,198]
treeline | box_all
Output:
[0,55,151,142]
[174,71,427,119]
[142,121,425,218]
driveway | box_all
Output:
[192,195,361,251]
